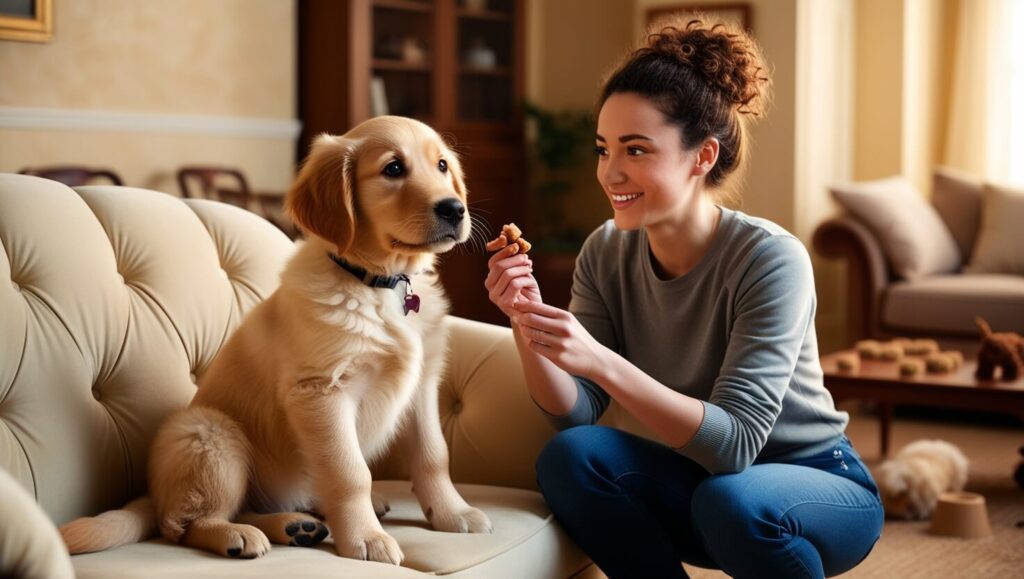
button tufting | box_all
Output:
[117,273,125,284]
[10,281,19,291]
[189,373,198,384]
[452,401,463,414]
[91,387,101,401]
[220,269,229,280]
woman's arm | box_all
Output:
[484,244,580,416]
[514,300,705,448]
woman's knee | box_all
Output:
[536,425,622,494]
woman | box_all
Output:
[484,17,883,579]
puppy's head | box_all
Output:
[286,116,470,272]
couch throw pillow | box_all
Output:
[932,166,983,259]
[965,183,1024,275]
[830,176,962,280]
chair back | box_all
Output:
[176,166,252,209]
[18,166,123,187]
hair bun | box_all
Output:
[646,16,771,116]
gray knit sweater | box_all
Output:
[547,208,848,474]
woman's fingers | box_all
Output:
[493,264,533,297]
[513,299,565,319]
[513,311,565,335]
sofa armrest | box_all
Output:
[0,469,74,579]
[372,316,556,491]
[812,216,892,343]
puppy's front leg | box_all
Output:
[285,379,403,565]
[402,380,492,534]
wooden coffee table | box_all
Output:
[820,350,1024,457]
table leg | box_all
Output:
[879,402,893,458]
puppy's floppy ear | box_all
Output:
[286,134,359,255]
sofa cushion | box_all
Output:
[0,175,295,525]
[932,166,983,259]
[830,176,962,280]
[965,182,1024,276]
[0,468,74,579]
[881,274,1024,335]
[70,481,589,578]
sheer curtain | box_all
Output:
[945,0,1024,185]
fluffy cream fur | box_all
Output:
[874,439,969,520]
[60,116,491,564]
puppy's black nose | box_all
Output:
[434,198,466,227]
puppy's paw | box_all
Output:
[284,517,330,547]
[212,523,271,559]
[335,529,404,565]
[427,505,493,534]
[371,491,391,519]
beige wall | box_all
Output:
[526,0,634,235]
[0,0,297,195]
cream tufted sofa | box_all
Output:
[0,174,594,578]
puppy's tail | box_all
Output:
[59,496,156,554]
[976,316,993,338]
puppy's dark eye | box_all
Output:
[383,160,405,178]
[438,159,448,173]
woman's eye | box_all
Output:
[438,159,448,173]
[593,146,608,157]
[383,160,405,178]
[627,147,646,156]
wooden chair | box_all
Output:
[176,165,297,239]
[19,166,124,187]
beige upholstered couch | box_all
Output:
[813,169,1024,351]
[0,174,594,578]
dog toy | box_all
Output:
[856,339,882,360]
[899,359,924,377]
[875,439,969,520]
[486,223,532,254]
[975,317,1024,381]
[905,339,940,356]
[836,353,860,373]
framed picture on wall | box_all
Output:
[0,0,52,42]
[646,3,751,33]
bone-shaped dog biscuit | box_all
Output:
[486,223,532,254]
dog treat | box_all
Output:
[925,352,957,373]
[878,342,904,362]
[487,223,531,254]
[836,353,860,373]
[856,339,882,360]
[905,339,940,356]
[899,358,925,376]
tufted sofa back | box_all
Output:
[0,174,295,525]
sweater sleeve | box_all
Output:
[677,235,817,473]
[536,227,616,430]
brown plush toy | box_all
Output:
[975,317,1024,381]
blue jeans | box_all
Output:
[536,426,883,579]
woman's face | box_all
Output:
[595,92,700,231]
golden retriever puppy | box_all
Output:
[60,116,492,564]
[874,439,969,520]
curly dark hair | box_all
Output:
[598,15,772,191]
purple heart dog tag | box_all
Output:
[404,293,421,315]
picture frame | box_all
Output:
[0,0,53,43]
[646,3,752,33]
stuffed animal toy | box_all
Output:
[975,317,1024,381]
[875,439,969,520]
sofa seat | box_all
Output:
[70,481,586,579]
[882,273,1024,335]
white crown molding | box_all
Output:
[0,106,301,139]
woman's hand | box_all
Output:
[511,300,609,380]
[484,244,541,318]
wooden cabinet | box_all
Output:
[298,0,527,324]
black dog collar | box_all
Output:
[328,253,420,315]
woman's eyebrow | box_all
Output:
[594,133,653,143]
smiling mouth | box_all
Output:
[610,192,644,203]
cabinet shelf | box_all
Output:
[373,0,433,13]
[457,8,512,22]
[374,59,433,71]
